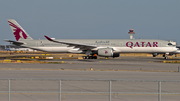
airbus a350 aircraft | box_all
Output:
[4,19,180,59]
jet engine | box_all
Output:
[97,48,119,57]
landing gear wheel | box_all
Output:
[83,56,87,59]
[83,56,97,59]
[93,56,97,59]
[89,56,93,59]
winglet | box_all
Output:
[44,35,53,41]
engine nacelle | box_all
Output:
[98,48,119,57]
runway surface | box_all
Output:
[0,57,180,101]
[0,57,180,72]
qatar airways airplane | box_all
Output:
[4,19,180,59]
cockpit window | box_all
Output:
[168,43,173,45]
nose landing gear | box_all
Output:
[163,53,169,60]
[164,56,168,60]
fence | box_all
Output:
[0,79,180,101]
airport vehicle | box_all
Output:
[5,45,34,52]
[5,45,17,51]
[4,19,180,59]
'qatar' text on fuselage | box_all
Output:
[126,42,158,48]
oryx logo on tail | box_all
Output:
[8,21,27,41]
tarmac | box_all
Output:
[0,57,180,72]
[0,57,180,101]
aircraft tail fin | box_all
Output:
[7,19,33,41]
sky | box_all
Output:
[0,0,180,45]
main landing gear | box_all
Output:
[83,56,97,59]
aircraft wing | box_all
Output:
[4,40,24,45]
[44,35,97,50]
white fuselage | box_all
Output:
[31,47,177,53]
[20,39,178,54]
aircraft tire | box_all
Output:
[89,56,93,59]
[93,56,97,59]
[83,56,97,59]
[83,56,87,59]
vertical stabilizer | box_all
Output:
[7,19,33,41]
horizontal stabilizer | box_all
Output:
[4,40,24,45]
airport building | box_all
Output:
[0,45,19,50]
[0,45,34,51]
